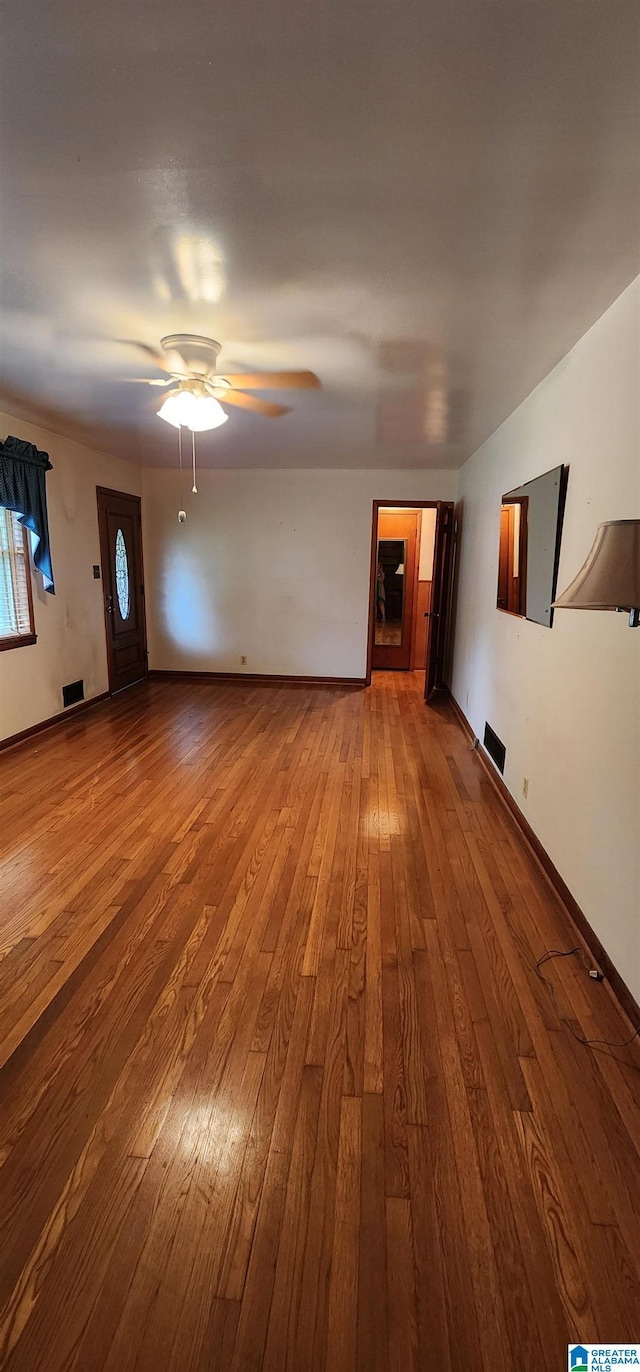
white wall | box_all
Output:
[0,411,141,741]
[142,468,457,680]
[451,278,640,1002]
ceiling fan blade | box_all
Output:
[221,390,292,418]
[121,377,174,386]
[117,340,189,377]
[217,370,320,390]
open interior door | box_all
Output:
[424,501,455,700]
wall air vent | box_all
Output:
[62,679,84,708]
[483,722,506,774]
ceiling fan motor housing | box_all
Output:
[161,334,222,377]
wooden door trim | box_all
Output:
[366,500,439,686]
[96,487,148,694]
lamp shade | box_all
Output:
[553,520,640,613]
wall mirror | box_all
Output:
[497,465,567,627]
[375,538,406,646]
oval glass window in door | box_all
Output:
[114,528,130,620]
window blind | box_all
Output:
[0,507,32,638]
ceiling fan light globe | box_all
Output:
[158,391,228,431]
[158,390,197,428]
[187,396,228,431]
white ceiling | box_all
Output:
[0,0,638,469]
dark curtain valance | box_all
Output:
[0,435,54,593]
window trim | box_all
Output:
[0,511,37,651]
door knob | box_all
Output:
[424,611,439,619]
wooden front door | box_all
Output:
[372,510,419,670]
[425,501,455,699]
[97,487,147,693]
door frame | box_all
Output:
[366,500,439,685]
[96,486,148,694]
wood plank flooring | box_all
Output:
[0,672,639,1370]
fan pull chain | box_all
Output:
[191,429,198,494]
[176,426,187,523]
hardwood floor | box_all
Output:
[0,672,639,1371]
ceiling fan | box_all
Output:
[124,333,320,431]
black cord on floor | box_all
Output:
[535,947,640,1050]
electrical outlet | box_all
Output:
[522,777,529,799]
[240,655,247,666]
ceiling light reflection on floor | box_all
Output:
[362,806,405,839]
[164,1095,248,1175]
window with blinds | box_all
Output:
[0,507,36,647]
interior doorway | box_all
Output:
[97,487,148,693]
[372,508,421,669]
[366,500,455,697]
